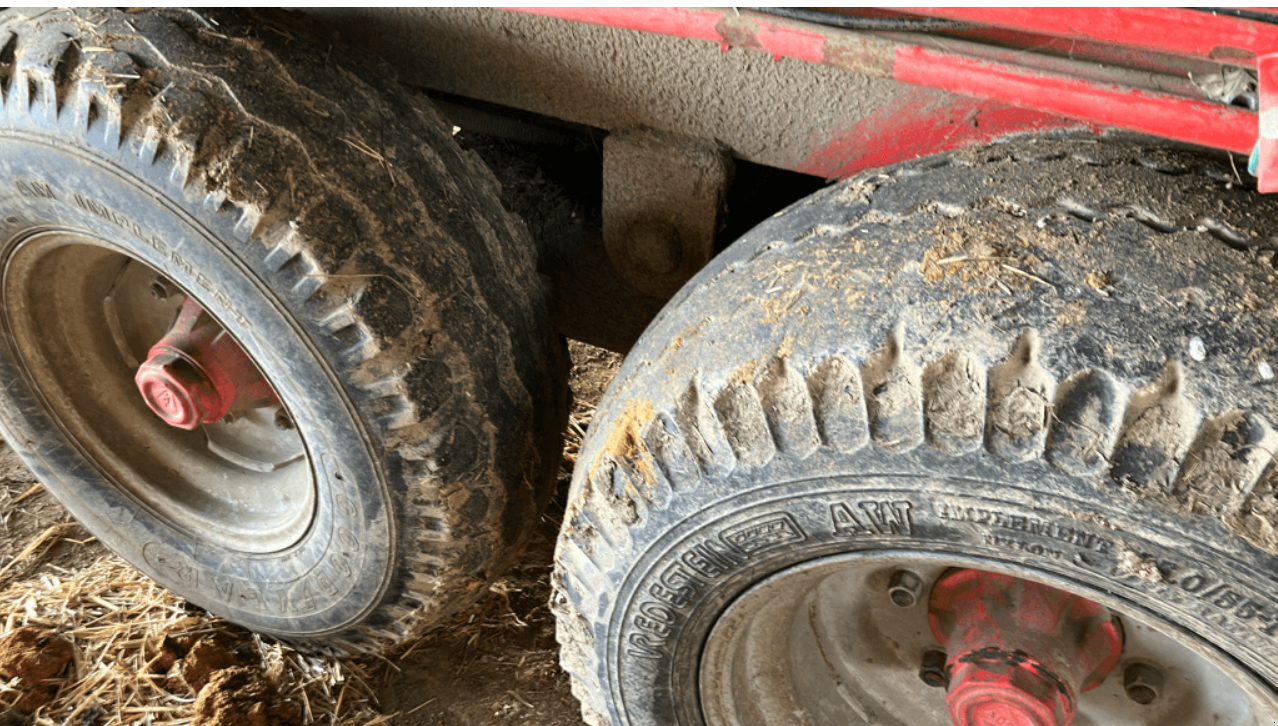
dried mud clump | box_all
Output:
[0,627,74,714]
[148,620,310,726]
[149,619,257,694]
[192,667,303,726]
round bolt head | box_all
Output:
[1123,663,1165,705]
[274,408,295,430]
[1127,684,1157,705]
[918,649,949,688]
[919,670,947,688]
[148,276,176,300]
[887,569,923,607]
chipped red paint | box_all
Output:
[929,570,1123,726]
[136,297,276,430]
[795,87,1090,179]
[503,7,1263,183]
[752,19,825,64]
[893,46,1257,154]
[902,7,1278,66]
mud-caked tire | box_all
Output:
[0,8,566,653]
[554,137,1278,724]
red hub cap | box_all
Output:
[134,296,275,429]
[928,569,1122,726]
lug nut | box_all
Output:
[887,570,923,607]
[919,649,948,688]
[274,408,294,431]
[1124,662,1164,705]
[149,276,177,300]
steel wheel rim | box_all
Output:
[1,230,314,553]
[699,551,1277,726]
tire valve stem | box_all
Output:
[887,570,923,607]
[928,569,1123,726]
[1123,663,1164,705]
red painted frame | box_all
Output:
[902,8,1278,67]
[511,8,1278,191]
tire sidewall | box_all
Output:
[604,455,1278,725]
[0,127,396,637]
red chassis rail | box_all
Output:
[512,7,1278,191]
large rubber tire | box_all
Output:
[553,137,1278,724]
[0,8,566,652]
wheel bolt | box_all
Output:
[149,276,176,300]
[919,649,948,688]
[887,570,923,607]
[1124,662,1164,705]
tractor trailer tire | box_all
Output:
[0,7,566,653]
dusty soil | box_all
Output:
[372,341,620,726]
[0,339,620,726]
[374,519,583,726]
[0,458,109,589]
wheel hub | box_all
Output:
[929,569,1123,726]
[134,295,275,429]
[699,554,1263,726]
[1,237,313,551]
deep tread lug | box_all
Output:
[987,329,1055,463]
[863,324,923,453]
[923,349,986,455]
[1110,361,1199,494]
[808,355,870,455]
[759,357,820,459]
[1048,369,1126,477]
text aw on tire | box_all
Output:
[555,139,1278,725]
[0,8,566,653]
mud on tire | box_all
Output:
[554,137,1278,724]
[0,8,566,652]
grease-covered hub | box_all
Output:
[135,296,275,429]
[928,569,1123,726]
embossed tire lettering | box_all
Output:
[0,8,566,653]
[554,139,1278,725]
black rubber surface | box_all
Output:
[0,8,566,653]
[553,136,1278,724]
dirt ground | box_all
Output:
[0,339,620,726]
[375,341,619,726]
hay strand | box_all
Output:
[0,555,384,725]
